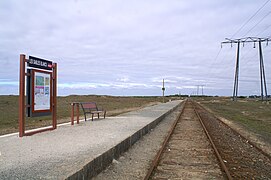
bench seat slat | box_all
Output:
[82,103,97,109]
[80,102,106,121]
[85,111,104,114]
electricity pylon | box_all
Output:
[221,37,270,101]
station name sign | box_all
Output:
[28,56,53,70]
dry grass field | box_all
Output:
[195,97,271,145]
[0,95,176,135]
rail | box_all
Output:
[196,102,271,160]
[144,99,187,180]
[144,99,233,180]
[192,101,232,180]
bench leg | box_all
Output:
[84,113,87,121]
[92,114,94,121]
[98,113,100,119]
[104,111,106,119]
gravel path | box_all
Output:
[93,105,183,180]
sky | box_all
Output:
[0,0,271,96]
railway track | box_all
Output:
[145,100,228,179]
[144,99,271,179]
[194,101,271,179]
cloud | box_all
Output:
[58,81,160,90]
[0,0,270,96]
[0,81,18,86]
[117,76,130,82]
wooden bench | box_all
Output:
[80,102,106,121]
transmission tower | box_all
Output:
[196,85,205,96]
[196,85,200,96]
[221,37,270,101]
[201,85,205,96]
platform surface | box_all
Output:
[0,100,181,179]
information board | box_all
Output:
[33,71,51,111]
[27,69,52,117]
[20,54,57,137]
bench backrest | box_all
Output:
[81,102,98,112]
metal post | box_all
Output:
[259,41,268,101]
[52,63,57,129]
[259,42,263,101]
[19,54,26,137]
[262,57,268,100]
[233,41,240,101]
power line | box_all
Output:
[214,47,222,62]
[256,23,271,36]
[207,48,236,82]
[239,43,271,74]
[243,10,271,36]
[236,37,270,71]
[208,47,222,73]
[235,21,271,65]
[209,39,269,93]
[231,0,270,38]
[221,37,271,101]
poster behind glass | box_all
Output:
[34,71,51,111]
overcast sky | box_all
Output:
[0,0,271,96]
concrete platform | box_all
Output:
[0,100,182,179]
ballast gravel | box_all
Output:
[93,105,182,180]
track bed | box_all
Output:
[195,103,271,179]
[150,101,225,179]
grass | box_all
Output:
[194,97,271,144]
[0,95,179,135]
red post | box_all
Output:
[19,55,58,137]
[76,103,79,124]
[52,63,57,129]
[71,103,74,125]
[19,54,26,137]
